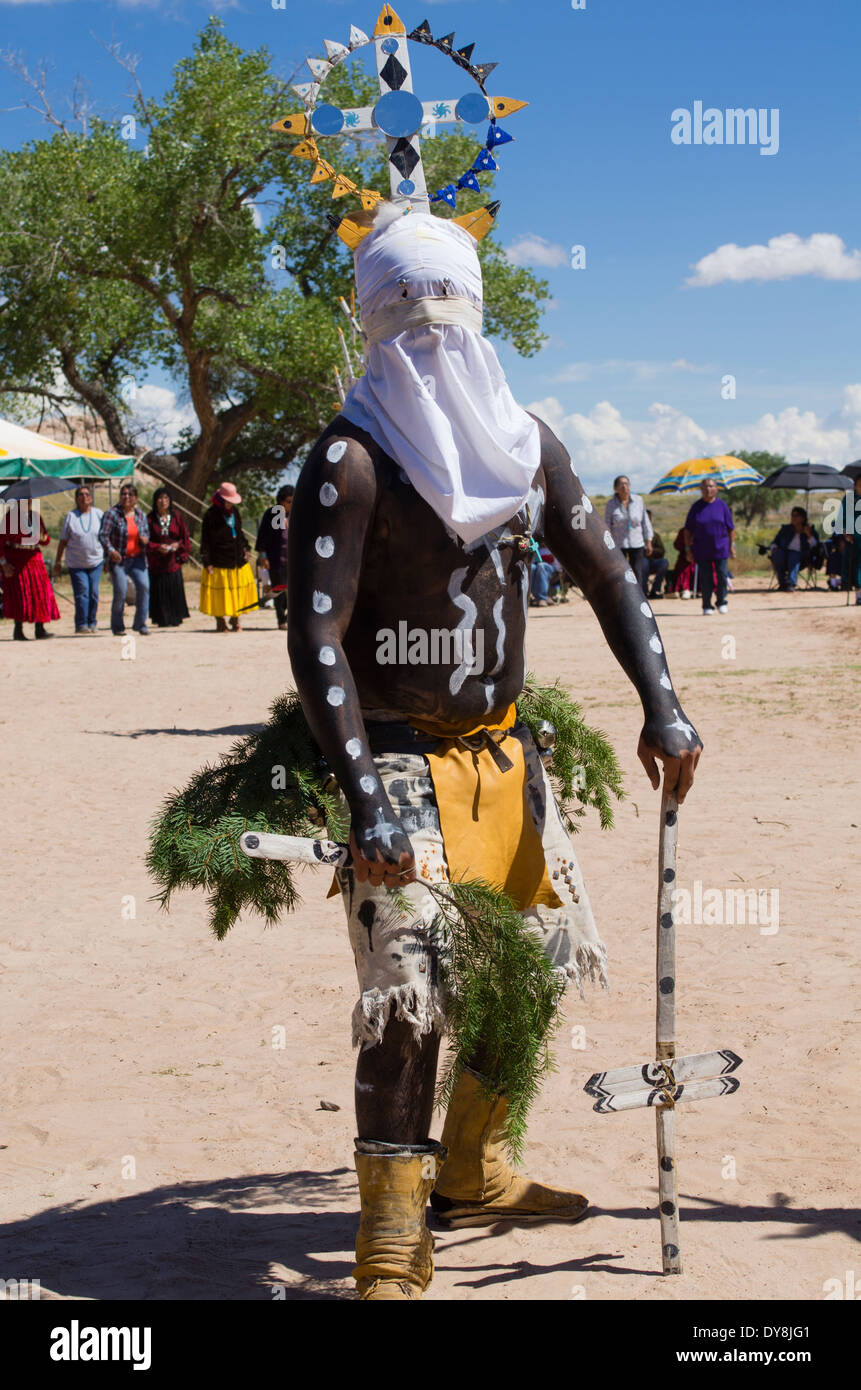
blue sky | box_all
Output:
[1,0,859,490]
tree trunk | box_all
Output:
[179,439,221,532]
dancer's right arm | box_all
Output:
[287,432,416,888]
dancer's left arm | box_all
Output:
[536,416,702,802]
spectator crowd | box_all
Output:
[2,471,860,638]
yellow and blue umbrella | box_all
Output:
[650,455,763,495]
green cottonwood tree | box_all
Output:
[730,452,795,525]
[0,21,548,514]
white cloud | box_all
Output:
[126,384,198,453]
[552,362,593,384]
[670,358,707,373]
[687,232,861,287]
[527,383,861,493]
[553,358,713,384]
[506,235,570,269]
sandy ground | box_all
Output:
[1,577,859,1302]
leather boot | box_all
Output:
[13,622,27,641]
[430,1068,588,1228]
[353,1139,447,1300]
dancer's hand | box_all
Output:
[638,708,702,803]
[349,805,416,889]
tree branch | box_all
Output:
[0,52,90,138]
[58,346,135,455]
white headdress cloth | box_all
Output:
[341,213,540,544]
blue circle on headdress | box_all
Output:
[373,90,424,138]
[310,104,345,136]
[455,92,490,125]
[398,179,416,195]
[381,37,400,54]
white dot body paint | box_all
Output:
[603,530,615,549]
[649,634,663,654]
[327,686,345,706]
[360,774,378,794]
[640,601,652,618]
[319,645,336,666]
[313,590,333,614]
[319,482,338,507]
[326,440,347,463]
[624,569,638,584]
[660,670,672,690]
[582,495,593,514]
[315,535,335,558]
[345,738,362,759]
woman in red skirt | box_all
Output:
[0,502,61,640]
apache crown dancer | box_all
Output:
[280,7,702,1300]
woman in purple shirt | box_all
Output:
[683,477,736,614]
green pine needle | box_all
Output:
[518,673,625,831]
[146,692,347,940]
[425,878,564,1165]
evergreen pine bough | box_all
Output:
[148,680,622,1159]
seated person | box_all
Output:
[768,507,822,591]
[645,512,669,598]
[670,526,695,597]
[530,547,567,606]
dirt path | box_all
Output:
[1,581,858,1300]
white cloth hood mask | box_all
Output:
[341,211,540,544]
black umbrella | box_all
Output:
[0,476,78,502]
[840,460,861,481]
[760,462,852,492]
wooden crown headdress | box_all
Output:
[271,5,527,250]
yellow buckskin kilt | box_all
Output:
[199,563,258,618]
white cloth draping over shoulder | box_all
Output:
[341,212,540,545]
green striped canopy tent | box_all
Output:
[0,418,133,486]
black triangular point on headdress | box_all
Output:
[408,19,434,43]
[455,42,475,65]
[327,213,342,231]
[435,32,455,53]
[471,62,498,86]
[486,201,501,218]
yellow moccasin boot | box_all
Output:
[353,1140,447,1300]
[430,1068,588,1228]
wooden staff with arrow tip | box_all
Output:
[239,792,742,1275]
[584,790,743,1275]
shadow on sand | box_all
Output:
[2,1174,856,1299]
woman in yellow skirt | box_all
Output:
[199,483,257,632]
